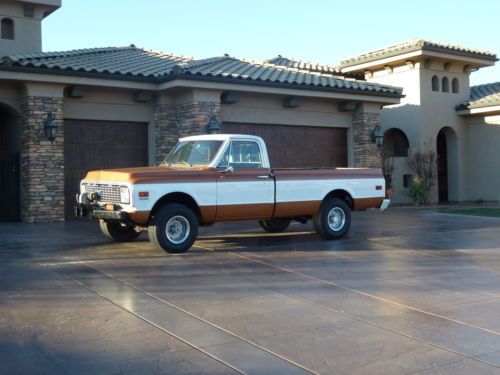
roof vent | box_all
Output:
[1,56,13,66]
[171,62,189,75]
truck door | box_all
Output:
[216,139,274,220]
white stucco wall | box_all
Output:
[366,59,482,203]
[464,115,500,201]
[0,0,57,54]
[418,63,470,201]
[220,93,352,128]
[63,87,154,122]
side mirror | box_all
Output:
[218,166,234,173]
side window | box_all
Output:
[1,18,14,40]
[217,146,230,168]
[229,141,262,168]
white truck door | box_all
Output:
[216,139,274,220]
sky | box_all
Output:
[43,0,500,86]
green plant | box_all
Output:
[407,177,428,205]
[407,151,437,205]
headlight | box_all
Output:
[120,186,130,204]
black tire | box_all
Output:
[99,220,140,242]
[148,203,198,253]
[313,198,351,239]
[258,218,291,233]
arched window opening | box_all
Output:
[431,75,439,91]
[452,78,459,93]
[1,18,14,40]
[442,77,449,92]
[383,128,410,157]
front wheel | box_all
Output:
[148,203,198,253]
[258,218,291,233]
[99,220,141,242]
[313,198,351,239]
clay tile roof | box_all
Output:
[175,55,401,95]
[0,46,402,97]
[265,55,341,75]
[457,82,500,110]
[2,46,192,78]
[339,39,498,68]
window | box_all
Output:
[442,77,449,92]
[1,18,14,40]
[403,175,413,188]
[431,75,439,91]
[382,128,410,157]
[452,78,459,93]
[163,140,223,166]
[226,140,262,168]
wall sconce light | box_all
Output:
[371,125,384,148]
[44,112,57,143]
[206,115,221,134]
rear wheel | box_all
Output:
[148,203,198,253]
[99,220,140,242]
[258,218,291,233]
[313,198,351,239]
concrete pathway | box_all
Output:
[1,207,500,374]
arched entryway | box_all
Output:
[0,104,20,221]
[437,127,458,203]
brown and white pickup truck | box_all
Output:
[76,134,389,253]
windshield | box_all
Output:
[162,140,223,166]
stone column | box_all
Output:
[352,109,382,168]
[153,100,221,164]
[176,101,220,138]
[21,96,64,222]
[153,103,177,164]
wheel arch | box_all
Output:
[149,192,202,223]
[322,189,354,210]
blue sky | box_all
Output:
[44,0,499,85]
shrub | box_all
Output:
[407,177,428,205]
[407,151,437,205]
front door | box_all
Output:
[216,140,274,220]
[437,130,448,202]
[0,152,19,221]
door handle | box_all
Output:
[257,175,269,179]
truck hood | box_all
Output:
[83,166,213,184]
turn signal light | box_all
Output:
[138,191,149,198]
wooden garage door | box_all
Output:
[64,119,148,218]
[223,123,347,168]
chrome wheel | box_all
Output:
[327,207,345,231]
[166,215,190,244]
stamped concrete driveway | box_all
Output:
[1,207,500,375]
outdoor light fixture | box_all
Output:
[44,112,57,143]
[206,115,221,134]
[371,125,384,148]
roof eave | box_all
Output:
[161,73,404,99]
[0,65,404,100]
[340,47,497,71]
[456,102,500,115]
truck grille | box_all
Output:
[83,183,121,204]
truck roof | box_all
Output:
[180,134,265,143]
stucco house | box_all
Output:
[0,0,498,223]
[340,40,500,204]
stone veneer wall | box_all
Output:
[352,111,382,168]
[154,101,221,164]
[153,104,177,165]
[21,96,64,222]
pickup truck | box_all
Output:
[76,134,390,253]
